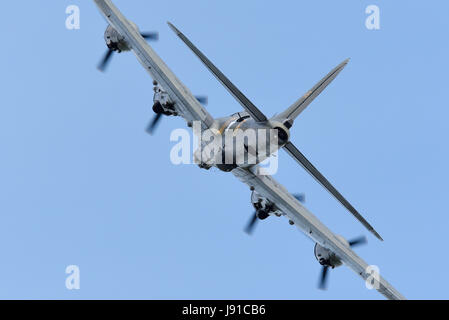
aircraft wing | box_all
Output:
[232,166,405,300]
[93,0,215,130]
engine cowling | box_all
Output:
[152,84,177,116]
[104,25,128,52]
[250,190,279,219]
[104,21,141,53]
[314,235,349,268]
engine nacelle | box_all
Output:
[152,84,177,116]
[104,21,139,53]
[250,190,281,219]
[314,235,349,268]
[104,25,129,52]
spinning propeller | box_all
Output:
[145,95,208,135]
[97,32,159,72]
[244,193,305,235]
[318,236,367,290]
[146,112,163,135]
[244,211,263,235]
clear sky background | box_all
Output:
[0,0,448,299]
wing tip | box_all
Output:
[372,229,384,241]
[167,21,181,35]
[339,58,350,69]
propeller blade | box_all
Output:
[146,113,163,135]
[348,236,367,247]
[141,32,159,40]
[244,212,258,235]
[97,49,114,72]
[293,193,305,203]
[195,96,208,105]
[318,266,329,290]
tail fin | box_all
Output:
[274,59,349,125]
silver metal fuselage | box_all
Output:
[193,112,290,171]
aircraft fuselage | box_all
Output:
[193,112,290,172]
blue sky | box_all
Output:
[0,0,448,299]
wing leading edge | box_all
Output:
[93,0,214,130]
[232,166,404,300]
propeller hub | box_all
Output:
[314,243,342,268]
[256,209,269,220]
[152,101,164,114]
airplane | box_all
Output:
[92,0,405,299]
